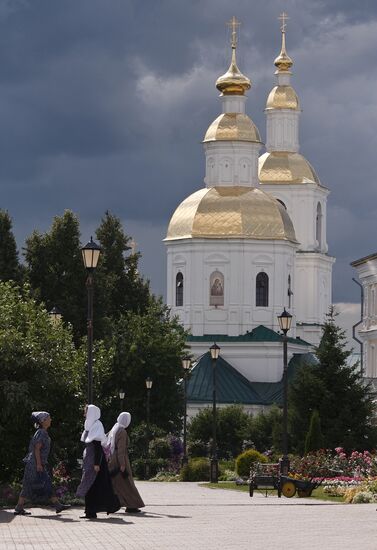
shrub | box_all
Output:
[150,437,171,459]
[218,469,238,481]
[235,449,267,478]
[132,458,168,480]
[187,439,208,457]
[352,491,374,504]
[180,458,210,482]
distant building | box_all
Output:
[164,20,334,415]
[351,253,377,382]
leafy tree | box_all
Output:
[94,211,150,339]
[304,409,324,454]
[188,405,253,458]
[289,308,377,452]
[0,210,21,282]
[249,406,283,453]
[99,296,188,432]
[24,210,87,340]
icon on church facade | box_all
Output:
[210,271,224,306]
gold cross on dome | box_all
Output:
[279,12,289,33]
[227,16,241,48]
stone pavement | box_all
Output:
[1,481,377,550]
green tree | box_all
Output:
[94,211,150,339]
[289,308,377,452]
[304,409,324,454]
[24,210,87,340]
[250,406,283,453]
[99,297,188,431]
[188,405,253,458]
[0,210,21,282]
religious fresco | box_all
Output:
[210,271,224,306]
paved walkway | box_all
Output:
[1,481,376,549]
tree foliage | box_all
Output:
[99,296,188,431]
[289,308,377,453]
[0,210,21,283]
[304,409,324,454]
[24,210,87,340]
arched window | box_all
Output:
[256,272,269,307]
[209,271,224,306]
[176,272,183,307]
[316,202,322,248]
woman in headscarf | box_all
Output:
[107,412,145,513]
[76,404,120,519]
[14,411,70,515]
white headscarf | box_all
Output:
[107,412,131,455]
[80,404,107,445]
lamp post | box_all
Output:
[209,343,220,483]
[181,356,191,465]
[145,377,153,479]
[277,307,293,475]
[81,236,101,404]
[48,306,62,325]
[119,389,125,411]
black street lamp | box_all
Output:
[48,306,63,325]
[277,307,293,475]
[181,356,191,465]
[81,236,101,404]
[209,343,220,483]
[145,377,153,479]
[119,389,125,411]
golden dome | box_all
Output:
[216,49,251,96]
[259,152,321,185]
[165,186,297,242]
[266,85,299,110]
[274,30,293,72]
[203,113,261,143]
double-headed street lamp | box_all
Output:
[181,356,191,465]
[277,307,293,475]
[81,237,101,404]
[210,343,220,483]
[145,377,153,479]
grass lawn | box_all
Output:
[201,482,344,503]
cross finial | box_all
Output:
[279,12,289,33]
[227,16,241,49]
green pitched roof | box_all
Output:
[187,352,317,406]
[187,325,311,346]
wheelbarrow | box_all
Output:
[280,475,325,498]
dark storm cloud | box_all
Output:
[1,0,376,302]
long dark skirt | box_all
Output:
[85,459,120,516]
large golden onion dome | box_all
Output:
[266,85,299,110]
[259,152,321,185]
[165,186,297,242]
[203,113,261,143]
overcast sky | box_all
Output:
[1,0,377,310]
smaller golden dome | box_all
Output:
[259,152,321,185]
[274,31,293,72]
[203,113,261,143]
[266,85,299,110]
[165,186,297,242]
[216,49,251,96]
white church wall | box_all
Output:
[266,109,300,152]
[204,141,260,187]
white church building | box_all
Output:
[164,19,334,414]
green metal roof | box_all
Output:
[187,352,317,406]
[187,325,311,346]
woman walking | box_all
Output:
[14,411,70,515]
[76,404,120,519]
[107,412,145,513]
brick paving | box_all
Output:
[1,481,377,549]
